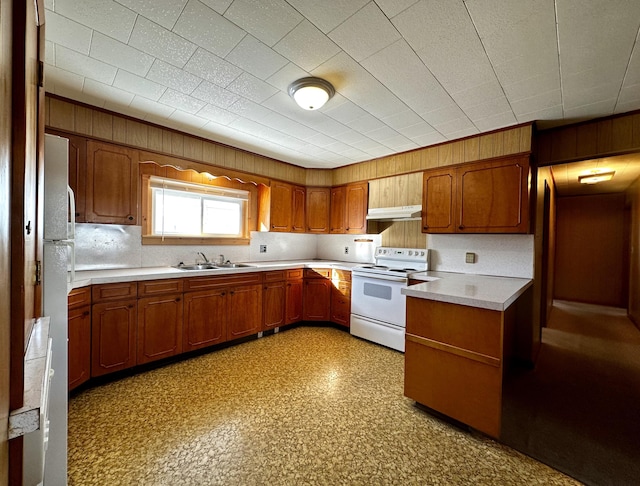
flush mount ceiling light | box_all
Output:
[578,169,616,184]
[288,77,335,111]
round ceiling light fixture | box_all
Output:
[288,77,335,111]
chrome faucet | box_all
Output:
[197,252,209,263]
[218,254,225,265]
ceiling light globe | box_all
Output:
[288,77,335,111]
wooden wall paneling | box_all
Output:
[147,126,163,152]
[112,116,127,144]
[419,146,438,170]
[202,141,215,165]
[550,126,576,162]
[126,119,148,148]
[633,114,640,146]
[463,137,480,162]
[536,130,552,164]
[596,119,613,154]
[91,110,113,140]
[438,143,452,167]
[405,172,423,206]
[503,127,520,155]
[378,176,394,207]
[519,125,532,154]
[183,137,203,161]
[49,97,74,131]
[162,129,172,154]
[628,178,640,326]
[74,105,93,135]
[612,116,634,150]
[407,220,426,248]
[479,131,504,160]
[376,157,393,178]
[575,123,597,159]
[44,95,50,126]
[170,131,184,156]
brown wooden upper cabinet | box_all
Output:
[422,155,530,234]
[269,181,305,233]
[86,141,139,225]
[330,182,368,234]
[306,187,330,234]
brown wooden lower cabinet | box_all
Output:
[137,293,183,365]
[303,277,331,321]
[263,280,286,330]
[91,299,137,377]
[404,297,514,439]
[285,276,303,325]
[183,289,227,352]
[330,281,351,327]
[68,305,91,390]
[227,284,262,340]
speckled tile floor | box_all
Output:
[68,327,581,485]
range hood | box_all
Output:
[365,205,422,222]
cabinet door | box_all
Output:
[227,284,262,340]
[458,156,529,233]
[270,181,292,232]
[68,305,91,391]
[422,169,456,233]
[303,278,331,321]
[345,182,368,234]
[86,141,139,225]
[306,187,330,233]
[91,299,137,377]
[285,279,303,324]
[330,186,346,234]
[291,185,306,233]
[183,289,227,352]
[137,293,183,365]
[330,281,351,327]
[263,280,285,330]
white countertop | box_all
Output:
[71,260,361,288]
[403,271,533,311]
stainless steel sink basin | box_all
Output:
[216,263,254,268]
[173,263,219,271]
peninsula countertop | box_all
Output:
[403,271,533,311]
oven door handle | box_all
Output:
[352,272,408,283]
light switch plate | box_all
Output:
[465,252,476,264]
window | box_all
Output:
[148,176,249,241]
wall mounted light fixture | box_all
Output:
[578,169,615,184]
[288,77,335,110]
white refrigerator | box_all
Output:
[37,134,74,485]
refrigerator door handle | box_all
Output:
[67,185,76,240]
[67,240,75,284]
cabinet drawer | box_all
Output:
[264,270,285,282]
[92,282,137,302]
[286,269,303,280]
[68,286,91,309]
[138,278,183,297]
[184,272,262,291]
[304,268,331,279]
[331,269,351,282]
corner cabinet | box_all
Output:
[423,155,530,234]
[269,182,305,233]
[306,187,330,234]
[86,141,139,225]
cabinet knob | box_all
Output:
[458,225,465,230]
[83,311,90,317]
[128,304,134,308]
[128,215,134,221]
[175,297,181,302]
[221,292,226,296]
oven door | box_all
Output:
[351,272,408,328]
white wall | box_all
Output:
[426,234,534,278]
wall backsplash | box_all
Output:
[426,234,534,278]
[75,224,379,270]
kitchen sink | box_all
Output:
[215,263,254,268]
[173,263,219,271]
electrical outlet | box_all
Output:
[344,246,349,254]
[260,245,267,253]
[465,252,476,264]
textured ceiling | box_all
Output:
[43,0,640,169]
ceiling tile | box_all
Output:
[146,60,203,95]
[129,17,197,68]
[196,104,239,125]
[53,0,136,43]
[472,110,517,132]
[398,120,438,139]
[463,96,512,121]
[159,89,206,113]
[129,95,176,119]
[224,0,303,47]
[285,0,369,33]
[381,109,428,131]
[410,131,447,147]
[55,45,117,84]
[432,116,477,137]
[225,35,289,79]
[183,48,242,88]
[45,41,55,65]
[115,0,188,29]
[44,10,92,55]
[266,62,310,91]
[44,64,85,93]
[90,32,154,77]
[510,89,561,117]
[273,20,341,72]
[227,97,275,123]
[375,0,420,18]
[329,2,401,62]
[168,110,209,129]
[113,70,167,101]
[83,78,135,106]
[323,97,370,125]
[192,80,240,108]
[172,0,245,58]
[227,72,279,103]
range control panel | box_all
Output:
[374,247,430,268]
